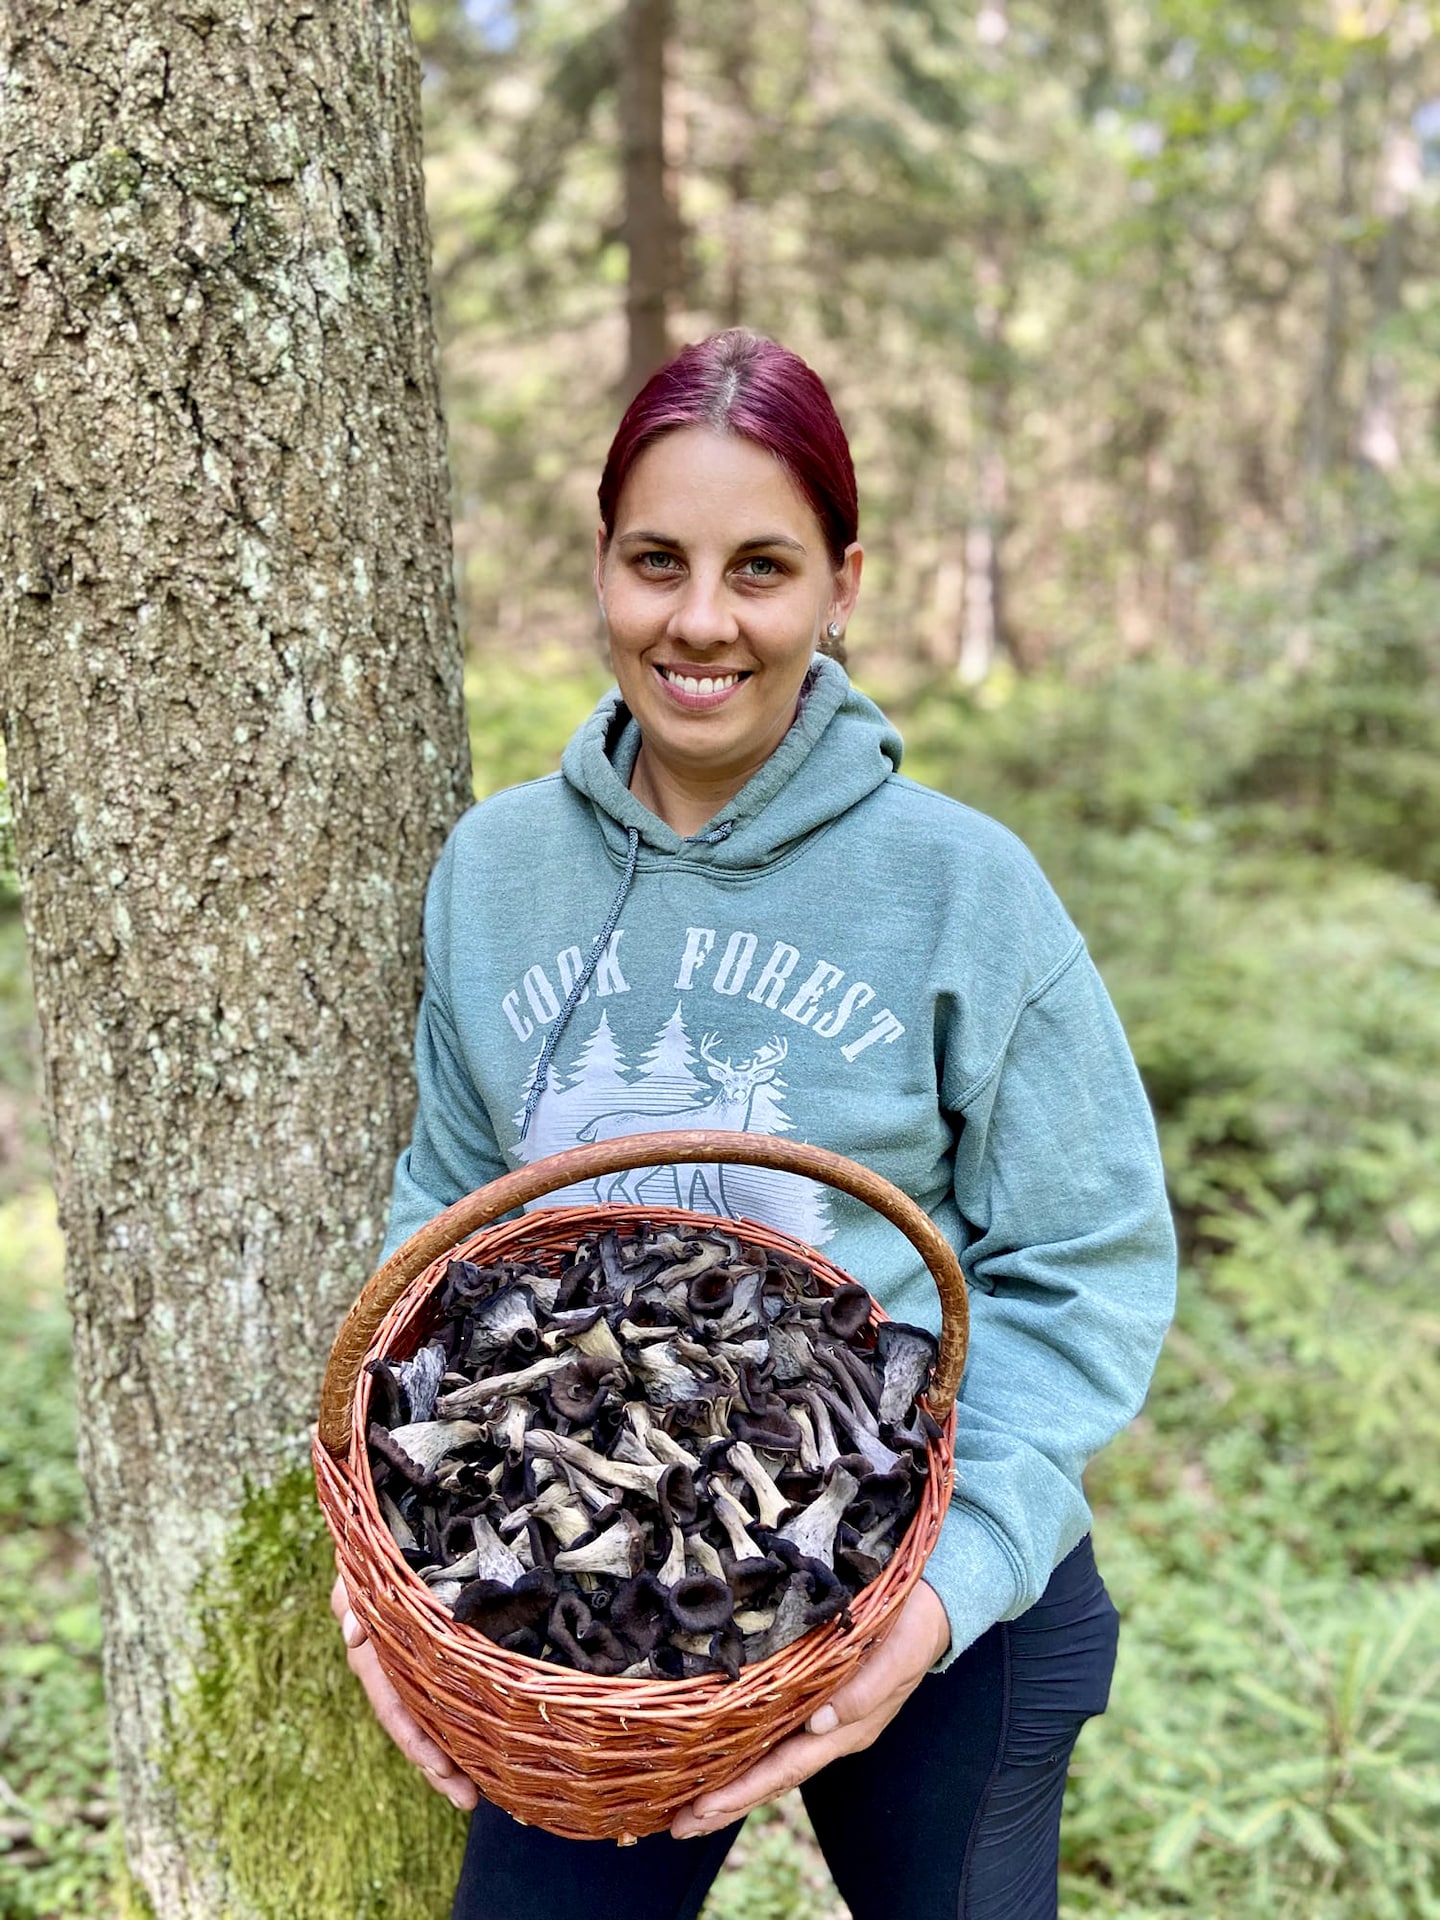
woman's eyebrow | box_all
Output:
[614,530,808,554]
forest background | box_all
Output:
[2,0,1439,1914]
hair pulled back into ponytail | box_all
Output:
[598,331,858,570]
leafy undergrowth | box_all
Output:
[0,1185,117,1920]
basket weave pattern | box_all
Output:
[314,1135,965,1843]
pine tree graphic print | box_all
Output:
[514,1003,833,1243]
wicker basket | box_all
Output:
[313,1129,968,1843]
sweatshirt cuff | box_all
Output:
[920,1503,1025,1673]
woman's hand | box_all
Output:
[669,1579,951,1840]
[330,1569,479,1813]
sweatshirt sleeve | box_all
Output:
[922,939,1176,1668]
[377,841,511,1266]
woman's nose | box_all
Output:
[668,575,738,648]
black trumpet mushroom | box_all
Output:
[667,1574,734,1635]
[548,1591,632,1677]
[820,1284,872,1342]
[453,1566,557,1642]
[611,1572,670,1656]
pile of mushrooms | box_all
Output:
[365,1224,939,1680]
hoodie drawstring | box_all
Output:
[517,817,736,1142]
[518,827,640,1140]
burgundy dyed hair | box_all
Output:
[598,330,858,567]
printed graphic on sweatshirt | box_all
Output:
[512,1002,834,1244]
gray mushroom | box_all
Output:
[790,1388,842,1468]
[788,1403,822,1474]
[498,1481,591,1550]
[812,1382,902,1476]
[727,1442,792,1529]
[710,1482,764,1563]
[686,1535,727,1581]
[437,1353,570,1414]
[628,1338,706,1406]
[471,1514,526,1585]
[857,1515,899,1565]
[382,1419,488,1476]
[874,1321,939,1425]
[814,1346,876,1427]
[462,1283,539,1365]
[622,1402,694,1468]
[712,1270,765,1338]
[821,1339,883,1416]
[553,1511,647,1581]
[488,1398,530,1456]
[655,1240,733,1287]
[657,1522,687,1586]
[777,1459,862,1569]
[378,1490,418,1552]
[525,1428,664,1499]
[558,1461,617,1516]
[393,1341,448,1424]
[552,1305,625,1367]
[765,1319,815,1384]
[749,1579,812,1660]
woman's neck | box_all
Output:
[629,744,757,838]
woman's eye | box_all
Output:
[739,556,781,578]
[638,551,681,573]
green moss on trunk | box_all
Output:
[166,1469,466,1919]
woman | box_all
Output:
[333,329,1176,1920]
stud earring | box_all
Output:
[826,622,841,641]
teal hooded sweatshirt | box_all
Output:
[381,655,1176,1668]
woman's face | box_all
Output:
[596,427,861,806]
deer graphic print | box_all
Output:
[513,1007,832,1242]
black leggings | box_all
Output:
[451,1535,1119,1920]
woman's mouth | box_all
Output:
[654,665,750,710]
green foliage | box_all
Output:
[1061,1537,1440,1917]
[702,1798,844,1920]
[0,759,17,911]
[0,1191,115,1920]
[466,648,613,798]
[166,1470,466,1920]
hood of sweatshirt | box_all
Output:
[559,653,904,871]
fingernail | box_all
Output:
[809,1704,838,1735]
[341,1610,361,1647]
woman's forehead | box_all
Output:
[612,427,820,544]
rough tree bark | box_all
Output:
[0,2,472,1912]
[620,0,675,398]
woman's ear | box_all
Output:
[594,526,608,619]
[828,543,864,633]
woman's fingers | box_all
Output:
[345,1636,479,1811]
[331,1567,477,1811]
[671,1583,952,1839]
[804,1580,951,1737]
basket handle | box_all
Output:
[317,1128,969,1455]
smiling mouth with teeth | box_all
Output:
[657,667,749,698]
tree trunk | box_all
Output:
[0,2,473,1913]
[621,0,675,397]
[721,0,755,328]
[1356,114,1421,479]
[958,242,1013,687]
